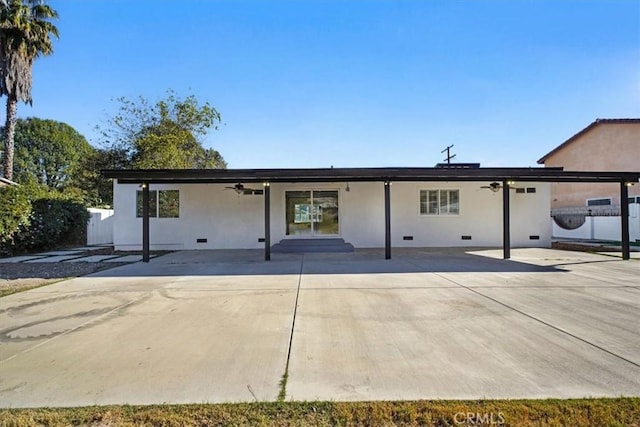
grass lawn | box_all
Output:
[1,398,638,426]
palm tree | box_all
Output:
[0,0,58,181]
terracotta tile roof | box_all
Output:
[537,118,640,164]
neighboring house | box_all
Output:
[0,177,19,187]
[538,118,640,209]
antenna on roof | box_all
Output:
[441,145,456,165]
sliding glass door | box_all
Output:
[285,190,339,236]
[285,191,313,236]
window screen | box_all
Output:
[420,190,459,215]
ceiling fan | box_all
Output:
[480,181,518,192]
[224,183,262,195]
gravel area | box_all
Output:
[0,247,172,297]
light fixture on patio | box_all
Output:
[346,182,350,192]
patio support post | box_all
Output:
[142,182,150,263]
[264,182,271,261]
[384,181,391,259]
[620,182,630,260]
[502,179,511,260]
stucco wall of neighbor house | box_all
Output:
[542,122,640,208]
[113,180,551,250]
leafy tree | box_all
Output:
[8,117,93,188]
[0,182,89,256]
[132,120,225,169]
[74,146,129,207]
[0,182,30,251]
[99,90,226,170]
[0,0,59,181]
[3,116,129,207]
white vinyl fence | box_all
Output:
[87,208,114,245]
[552,203,640,242]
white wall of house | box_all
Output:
[388,182,550,247]
[269,182,385,248]
[112,180,551,250]
[113,182,264,250]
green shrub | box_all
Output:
[0,186,33,255]
[0,185,90,256]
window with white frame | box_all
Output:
[420,189,459,215]
[586,198,611,207]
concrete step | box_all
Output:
[272,238,354,253]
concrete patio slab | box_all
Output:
[35,250,83,256]
[0,290,145,361]
[159,249,303,264]
[300,260,457,289]
[68,246,111,252]
[471,285,640,364]
[0,255,47,263]
[66,255,121,263]
[0,267,299,407]
[102,255,144,263]
[0,248,638,407]
[286,283,639,401]
[595,251,640,259]
[23,255,83,263]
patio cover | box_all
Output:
[102,167,640,262]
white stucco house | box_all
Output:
[112,179,549,251]
[103,165,639,261]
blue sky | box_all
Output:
[21,0,640,168]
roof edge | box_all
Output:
[101,166,640,184]
[537,118,640,164]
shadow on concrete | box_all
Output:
[82,248,576,277]
[0,262,127,281]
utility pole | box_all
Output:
[441,145,456,165]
